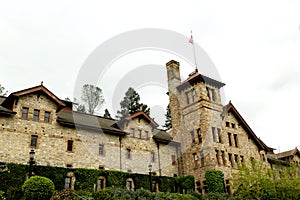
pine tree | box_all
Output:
[103,109,112,118]
[116,87,150,118]
[163,104,172,130]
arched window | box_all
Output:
[126,178,134,191]
[65,172,75,189]
[97,176,106,190]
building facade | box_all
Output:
[0,59,299,194]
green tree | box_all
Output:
[116,87,150,118]
[22,176,55,200]
[163,104,172,130]
[233,160,276,199]
[0,84,7,96]
[103,108,112,118]
[81,84,105,115]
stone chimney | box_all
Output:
[166,60,182,137]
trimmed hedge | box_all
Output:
[0,163,195,199]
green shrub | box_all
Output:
[22,176,55,200]
[205,170,225,194]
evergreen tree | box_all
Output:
[163,104,172,130]
[116,87,150,118]
[103,109,112,118]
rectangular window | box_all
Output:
[22,107,29,119]
[192,88,196,102]
[185,92,190,104]
[98,178,105,190]
[221,151,226,166]
[67,140,73,151]
[217,128,221,143]
[65,177,72,189]
[151,152,155,162]
[228,133,232,146]
[191,130,195,143]
[211,89,216,101]
[234,134,238,147]
[200,151,205,166]
[99,144,104,156]
[226,122,230,127]
[197,128,202,143]
[215,150,221,165]
[130,128,135,137]
[44,111,51,123]
[212,127,216,142]
[234,154,239,168]
[228,153,233,167]
[145,131,149,139]
[206,87,211,100]
[172,155,176,165]
[193,153,198,169]
[30,135,38,147]
[33,109,40,121]
[138,129,142,139]
[126,148,131,159]
[231,123,235,128]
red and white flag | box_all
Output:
[189,35,193,44]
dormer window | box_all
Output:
[33,109,40,121]
[185,92,190,104]
[22,107,29,119]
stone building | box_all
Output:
[0,59,299,194]
[165,60,297,194]
[0,84,179,179]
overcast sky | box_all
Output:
[1,0,299,152]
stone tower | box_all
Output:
[166,60,226,185]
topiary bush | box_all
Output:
[22,176,55,200]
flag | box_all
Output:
[189,35,193,44]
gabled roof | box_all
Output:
[57,111,126,136]
[1,84,66,109]
[224,101,274,153]
[275,148,300,159]
[177,69,225,91]
[117,111,159,128]
[0,96,16,115]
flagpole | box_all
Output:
[190,30,198,71]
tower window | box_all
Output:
[172,155,176,165]
[185,92,190,104]
[217,128,221,143]
[200,151,205,166]
[33,109,40,121]
[228,153,233,167]
[192,88,196,102]
[193,153,198,169]
[191,130,195,143]
[212,127,217,142]
[145,131,149,139]
[197,128,202,143]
